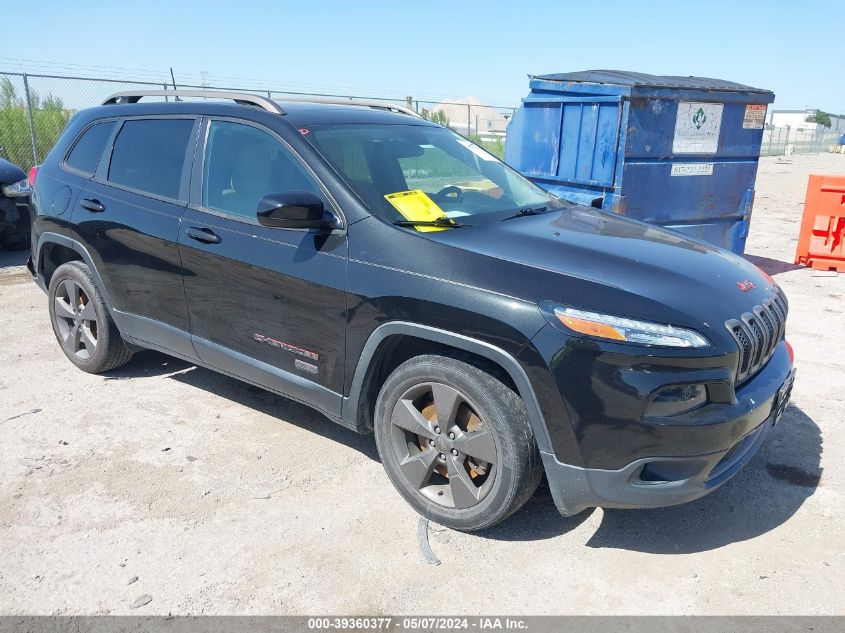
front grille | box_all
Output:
[725,286,788,383]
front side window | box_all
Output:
[108,119,194,199]
[306,124,559,224]
[202,120,325,220]
[65,121,115,175]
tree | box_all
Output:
[0,78,70,170]
[806,110,832,128]
[421,108,450,127]
[468,134,505,160]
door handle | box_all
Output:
[186,227,222,244]
[80,198,105,213]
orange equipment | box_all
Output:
[794,175,845,273]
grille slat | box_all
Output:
[769,298,787,341]
[726,287,788,383]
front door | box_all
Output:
[178,118,348,417]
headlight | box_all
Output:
[552,306,710,348]
[2,178,31,198]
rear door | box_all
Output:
[178,118,348,417]
[71,116,199,357]
[35,118,116,244]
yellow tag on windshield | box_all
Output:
[384,189,450,232]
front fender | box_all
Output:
[342,321,558,457]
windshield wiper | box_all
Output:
[393,217,466,228]
[500,206,548,221]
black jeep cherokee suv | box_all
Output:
[28,90,794,531]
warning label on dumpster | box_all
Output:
[673,102,723,154]
[743,104,767,129]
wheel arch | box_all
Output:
[35,232,114,312]
[342,321,554,455]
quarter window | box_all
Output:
[65,121,115,175]
[108,119,194,199]
[202,120,325,220]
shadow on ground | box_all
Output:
[103,349,194,379]
[163,358,379,461]
[744,254,804,276]
[103,351,822,552]
[0,248,29,268]
[481,404,821,552]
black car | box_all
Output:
[28,90,795,531]
[0,157,32,250]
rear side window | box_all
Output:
[65,121,115,175]
[108,119,194,199]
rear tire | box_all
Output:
[47,261,133,373]
[374,353,543,531]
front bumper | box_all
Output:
[543,361,795,516]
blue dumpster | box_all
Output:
[505,71,775,253]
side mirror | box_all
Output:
[256,191,337,230]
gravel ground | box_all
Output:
[1,153,843,615]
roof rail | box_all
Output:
[101,90,285,114]
[278,96,422,118]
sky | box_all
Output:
[5,0,843,113]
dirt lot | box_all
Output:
[1,153,843,616]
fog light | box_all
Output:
[645,384,707,417]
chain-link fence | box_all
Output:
[0,71,517,171]
[413,99,515,159]
[4,69,840,171]
[0,72,175,171]
[760,125,842,157]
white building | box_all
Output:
[768,109,845,137]
[431,97,511,140]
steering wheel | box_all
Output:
[431,185,464,203]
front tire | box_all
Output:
[47,261,133,373]
[374,353,543,531]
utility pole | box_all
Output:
[467,104,471,137]
[22,73,38,166]
[170,67,181,101]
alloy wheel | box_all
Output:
[53,279,98,360]
[389,382,498,509]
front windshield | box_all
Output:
[304,123,559,224]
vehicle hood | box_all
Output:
[426,205,777,339]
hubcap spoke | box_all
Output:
[54,296,76,320]
[399,448,440,490]
[80,324,97,351]
[79,302,96,322]
[65,323,82,352]
[446,454,481,509]
[451,428,497,465]
[63,280,80,310]
[431,383,462,430]
[393,398,435,439]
